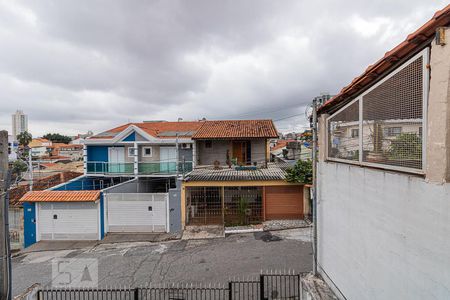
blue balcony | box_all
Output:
[86,161,193,176]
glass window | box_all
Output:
[127,147,136,157]
[142,147,152,157]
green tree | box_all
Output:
[43,133,72,144]
[11,160,28,178]
[17,131,32,147]
[388,133,422,160]
[286,159,313,184]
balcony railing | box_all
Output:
[138,161,193,175]
[86,161,193,175]
[86,162,134,175]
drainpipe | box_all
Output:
[133,142,138,177]
[83,143,87,176]
[175,133,179,176]
[312,98,318,276]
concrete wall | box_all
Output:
[169,179,182,233]
[103,178,173,193]
[426,28,450,183]
[251,139,267,164]
[317,162,450,300]
[197,140,229,165]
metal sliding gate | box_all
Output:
[38,273,305,300]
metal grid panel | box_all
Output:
[362,56,423,170]
[327,48,428,173]
[327,100,360,161]
[224,187,262,226]
[186,187,223,225]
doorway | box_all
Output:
[232,141,251,165]
[108,147,125,173]
[160,147,177,173]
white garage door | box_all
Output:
[107,193,168,232]
[38,202,99,240]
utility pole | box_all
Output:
[312,99,318,276]
[0,130,12,300]
[28,149,33,192]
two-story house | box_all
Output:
[182,120,306,227]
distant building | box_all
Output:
[11,110,28,139]
[8,135,18,161]
[53,144,83,161]
[29,138,52,158]
[314,92,333,107]
[71,131,94,145]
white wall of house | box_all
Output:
[317,30,450,300]
[58,149,83,160]
[317,162,450,300]
[124,144,161,163]
[31,146,47,157]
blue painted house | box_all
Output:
[21,121,202,247]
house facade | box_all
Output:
[21,119,308,247]
[54,144,83,161]
[20,121,202,247]
[316,7,450,300]
[182,120,307,227]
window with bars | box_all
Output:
[326,48,428,173]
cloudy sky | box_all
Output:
[0,1,447,137]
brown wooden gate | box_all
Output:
[265,186,303,220]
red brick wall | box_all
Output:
[9,171,82,206]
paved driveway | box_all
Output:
[12,228,312,296]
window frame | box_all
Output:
[142,146,153,157]
[204,140,212,149]
[350,128,359,138]
[127,147,137,158]
[325,47,429,175]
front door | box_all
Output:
[108,147,125,173]
[160,147,177,173]
[232,141,248,165]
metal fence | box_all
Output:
[37,273,305,300]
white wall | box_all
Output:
[317,161,450,300]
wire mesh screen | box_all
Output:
[328,100,360,161]
[362,56,423,169]
[327,50,427,172]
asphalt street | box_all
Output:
[12,228,312,296]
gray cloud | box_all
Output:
[0,0,446,136]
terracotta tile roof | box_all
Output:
[51,143,70,149]
[319,4,450,113]
[19,191,100,202]
[89,121,204,139]
[270,139,296,151]
[192,120,278,139]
